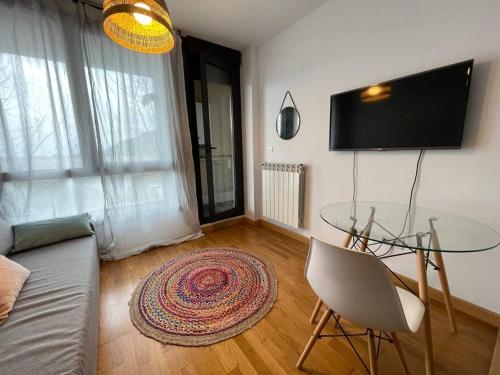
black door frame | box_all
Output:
[182,36,244,224]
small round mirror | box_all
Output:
[276,106,300,140]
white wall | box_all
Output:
[241,46,261,219]
[253,0,500,312]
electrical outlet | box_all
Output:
[267,146,274,153]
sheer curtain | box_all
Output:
[0,0,201,260]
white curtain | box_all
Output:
[0,0,201,260]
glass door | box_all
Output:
[183,37,244,224]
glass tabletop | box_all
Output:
[320,201,500,253]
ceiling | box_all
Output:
[163,0,328,50]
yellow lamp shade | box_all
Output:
[103,0,175,54]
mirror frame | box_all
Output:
[276,91,301,140]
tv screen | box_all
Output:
[329,60,473,150]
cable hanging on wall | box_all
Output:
[349,149,426,258]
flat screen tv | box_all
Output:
[329,60,473,150]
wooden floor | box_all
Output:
[98,223,498,375]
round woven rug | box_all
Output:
[130,248,277,346]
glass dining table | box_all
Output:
[315,201,500,375]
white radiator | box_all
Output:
[261,162,305,228]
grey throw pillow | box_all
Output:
[12,214,94,253]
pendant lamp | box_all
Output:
[103,0,175,54]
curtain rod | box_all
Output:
[72,0,103,10]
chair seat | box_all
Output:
[396,286,425,333]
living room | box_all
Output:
[1,1,499,374]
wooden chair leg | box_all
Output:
[309,298,323,324]
[297,309,333,369]
[367,329,378,375]
[391,332,411,375]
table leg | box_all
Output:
[429,218,458,333]
[433,252,457,332]
[359,207,375,253]
[342,231,354,249]
[416,248,435,375]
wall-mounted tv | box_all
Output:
[329,60,474,150]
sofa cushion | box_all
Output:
[0,236,99,375]
[12,214,94,253]
[0,256,30,324]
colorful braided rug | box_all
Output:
[130,248,277,346]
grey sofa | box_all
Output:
[0,236,99,375]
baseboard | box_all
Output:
[243,217,261,226]
[248,216,500,328]
[201,216,246,233]
[246,217,310,245]
[490,331,500,375]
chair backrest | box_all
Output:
[305,237,411,333]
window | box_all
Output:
[86,66,171,168]
[0,30,177,222]
[0,53,82,176]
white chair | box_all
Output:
[297,237,425,374]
